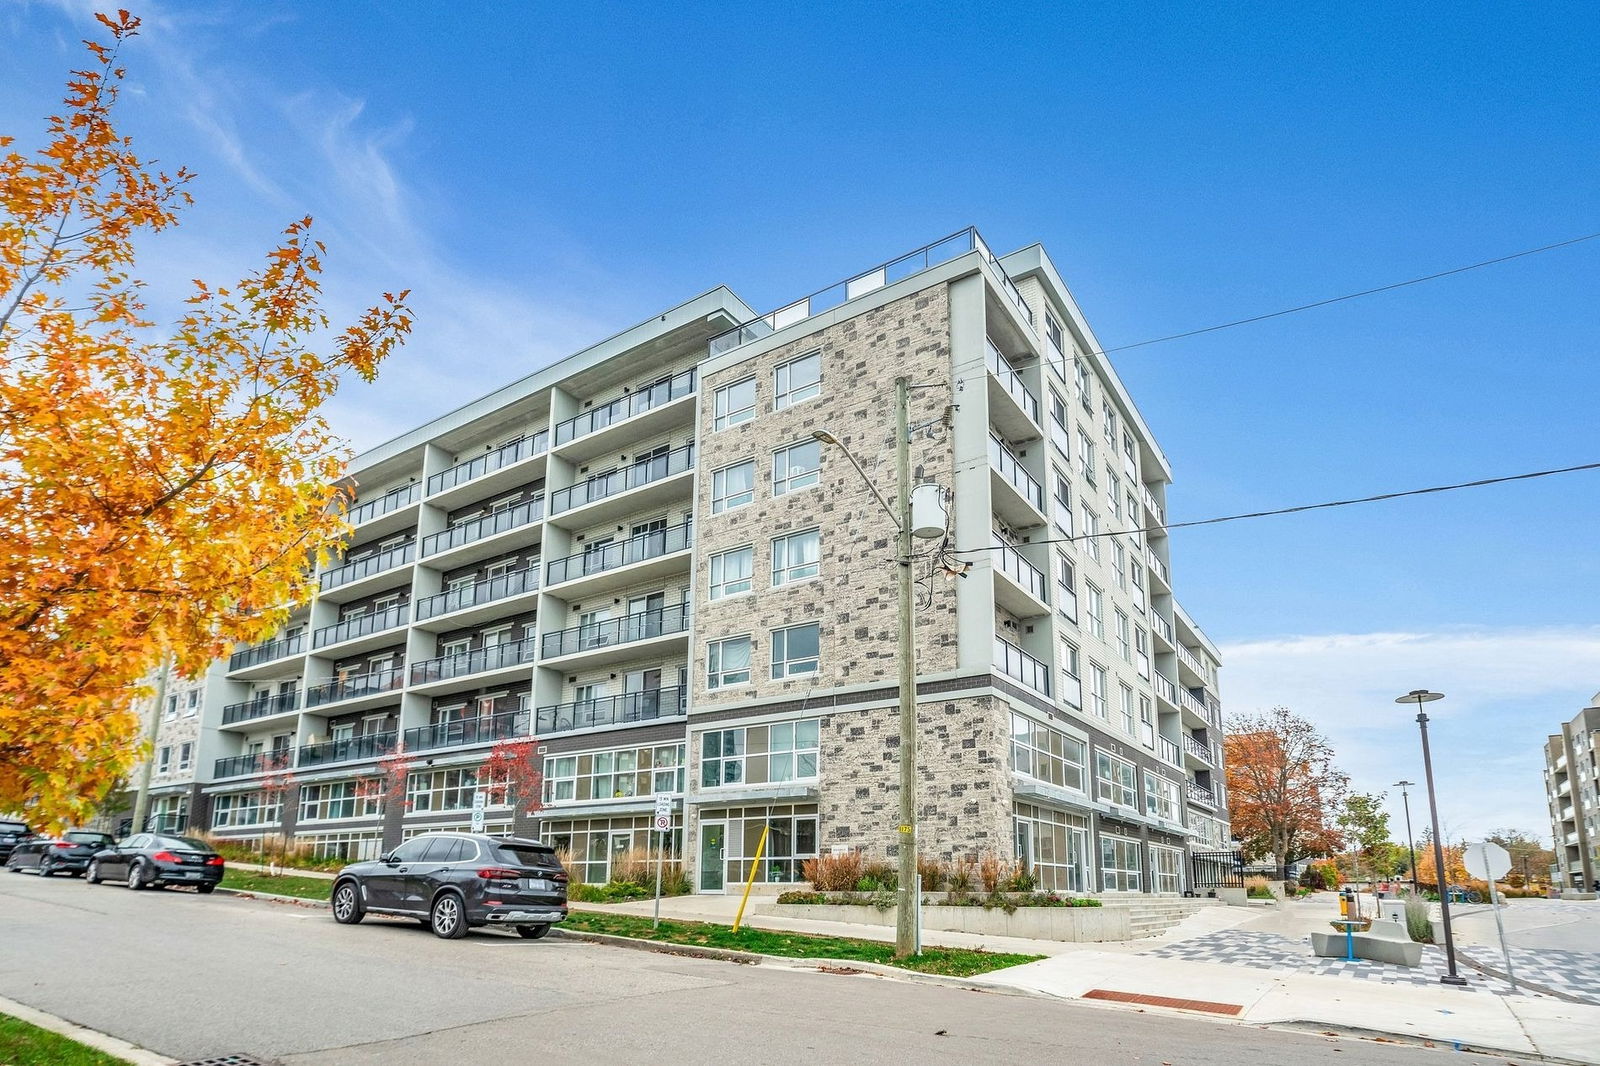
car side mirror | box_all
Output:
[381,853,396,864]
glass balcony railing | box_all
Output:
[536,686,687,735]
[410,638,537,686]
[553,369,697,447]
[993,543,1047,602]
[221,691,299,726]
[403,710,530,754]
[545,521,692,586]
[994,636,1052,696]
[414,567,540,622]
[227,632,305,672]
[986,339,1039,424]
[320,541,415,592]
[312,604,409,649]
[988,434,1044,512]
[213,751,289,779]
[298,731,397,769]
[540,604,690,659]
[304,666,405,709]
[347,483,421,526]
[427,431,550,497]
[422,497,544,558]
[548,443,695,515]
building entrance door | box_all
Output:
[698,822,726,893]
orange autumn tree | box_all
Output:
[0,11,411,826]
[1225,706,1349,878]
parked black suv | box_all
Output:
[331,832,568,939]
[0,819,35,864]
[6,830,115,876]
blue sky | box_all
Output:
[4,1,1597,845]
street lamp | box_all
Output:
[1393,780,1419,894]
[1395,689,1467,986]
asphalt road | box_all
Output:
[1450,899,1600,953]
[0,870,1526,1065]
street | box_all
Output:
[0,872,1523,1065]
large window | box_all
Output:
[1010,713,1086,792]
[713,377,756,431]
[299,781,384,823]
[1100,833,1142,892]
[771,528,820,586]
[711,460,755,514]
[544,744,686,803]
[771,622,821,679]
[211,790,281,828]
[407,768,506,813]
[1144,772,1180,822]
[774,351,822,409]
[542,814,682,885]
[708,546,753,600]
[772,440,821,495]
[1015,802,1090,893]
[1150,844,1184,894]
[707,635,752,689]
[711,803,818,884]
[1075,358,1093,411]
[1135,626,1150,679]
[1094,751,1137,809]
[701,720,820,787]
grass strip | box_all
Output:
[220,868,333,901]
[560,911,1042,977]
[0,1013,128,1065]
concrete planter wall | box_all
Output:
[760,902,1131,942]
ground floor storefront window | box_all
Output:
[149,795,188,833]
[695,804,817,890]
[1013,802,1089,892]
[297,830,384,862]
[542,814,683,884]
[1149,843,1184,894]
[211,790,281,829]
[1099,833,1142,892]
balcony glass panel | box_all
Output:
[305,666,406,709]
[422,497,544,557]
[986,339,1040,423]
[413,568,540,622]
[535,686,687,735]
[548,443,695,514]
[993,543,1047,602]
[427,431,550,496]
[312,604,409,649]
[320,542,415,592]
[545,521,692,586]
[988,434,1044,511]
[348,483,421,526]
[298,731,398,768]
[228,632,305,672]
[993,636,1052,696]
[540,604,690,659]
[410,638,537,685]
[403,709,531,753]
[221,691,300,725]
[553,369,697,446]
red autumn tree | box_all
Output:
[481,737,543,816]
[1225,706,1349,878]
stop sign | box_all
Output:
[1463,841,1511,881]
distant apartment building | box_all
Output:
[120,667,212,834]
[1545,695,1600,892]
[181,228,1229,895]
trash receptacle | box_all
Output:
[1339,888,1351,916]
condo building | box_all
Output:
[1545,696,1600,892]
[187,228,1229,895]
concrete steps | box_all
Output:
[1094,896,1224,938]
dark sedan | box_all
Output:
[86,833,225,892]
[0,819,35,864]
[5,830,115,876]
[331,832,568,939]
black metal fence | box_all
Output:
[1189,849,1245,890]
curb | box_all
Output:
[0,992,176,1066]
[216,886,330,908]
[1269,1019,1595,1066]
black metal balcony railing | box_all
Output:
[213,751,285,779]
[298,731,397,769]
[347,483,421,526]
[312,604,409,649]
[422,497,545,558]
[427,430,550,497]
[553,368,697,447]
[410,638,537,686]
[304,666,406,709]
[545,521,693,586]
[1187,781,1217,806]
[414,568,540,622]
[988,433,1044,511]
[320,541,415,592]
[993,543,1047,602]
[227,632,305,672]
[536,686,687,735]
[548,442,695,515]
[1184,733,1213,763]
[221,691,300,726]
[403,710,530,754]
[993,636,1052,696]
[540,604,690,659]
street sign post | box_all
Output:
[470,789,486,834]
[652,794,672,928]
[1463,840,1516,990]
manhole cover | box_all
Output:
[177,1056,276,1066]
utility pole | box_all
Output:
[893,375,918,959]
[130,656,173,835]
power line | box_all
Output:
[953,459,1600,555]
[1088,230,1600,358]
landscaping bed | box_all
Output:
[219,868,334,901]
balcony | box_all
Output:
[348,483,422,530]
[537,686,687,736]
[1151,612,1175,647]
[1180,688,1209,721]
[1187,781,1217,809]
[986,339,1040,438]
[312,604,409,652]
[1157,736,1182,768]
[545,521,693,595]
[1153,672,1178,707]
[227,632,305,676]
[708,227,1034,358]
[221,691,300,727]
[994,636,1051,697]
[403,710,531,754]
[1176,642,1207,681]
[988,434,1045,527]
[298,731,397,769]
[421,497,544,566]
[540,604,690,666]
[553,368,697,458]
[304,666,406,710]
[427,430,550,501]
[1146,548,1170,588]
[991,543,1048,617]
[1184,733,1214,764]
[548,443,695,524]
[410,638,538,692]
[1142,485,1165,528]
[320,541,415,596]
[414,568,540,627]
[213,751,286,779]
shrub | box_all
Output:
[856,876,883,893]
[802,851,863,892]
[977,851,1013,895]
[946,857,976,904]
[1006,870,1038,893]
[917,854,949,892]
[1245,875,1274,899]
[860,859,898,891]
[1403,892,1433,943]
[775,890,828,905]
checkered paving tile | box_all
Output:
[1456,945,1600,1005]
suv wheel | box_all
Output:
[429,892,467,939]
[86,860,102,884]
[126,862,147,890]
[516,924,551,940]
[38,859,55,877]
[331,881,365,925]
